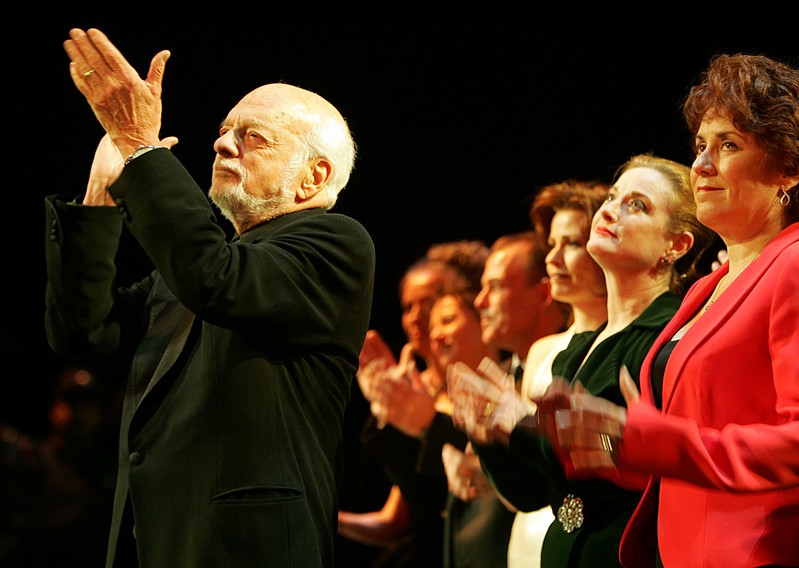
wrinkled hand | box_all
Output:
[63,28,170,157]
[84,133,179,206]
[448,358,533,445]
[442,443,492,502]
[553,365,638,471]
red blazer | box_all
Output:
[617,222,799,568]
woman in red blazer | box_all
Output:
[547,54,799,567]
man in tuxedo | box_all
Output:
[45,28,375,567]
[475,232,569,380]
[440,232,569,568]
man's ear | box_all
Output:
[536,276,553,308]
[298,158,332,201]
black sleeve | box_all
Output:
[415,412,468,478]
[472,415,552,512]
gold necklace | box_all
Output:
[704,274,730,311]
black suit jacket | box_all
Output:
[45,149,375,567]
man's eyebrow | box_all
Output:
[218,118,266,129]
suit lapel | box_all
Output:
[660,224,799,411]
[141,304,195,401]
[131,273,196,409]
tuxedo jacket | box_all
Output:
[45,149,376,568]
[617,222,799,568]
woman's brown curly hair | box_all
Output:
[683,53,799,223]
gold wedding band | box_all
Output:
[599,433,614,453]
[82,69,95,78]
[483,401,494,420]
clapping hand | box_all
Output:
[359,338,436,437]
[64,28,170,159]
[442,442,493,502]
[84,133,179,206]
[530,376,573,444]
[550,365,639,471]
[447,357,533,445]
[356,330,397,403]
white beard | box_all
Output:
[210,157,301,230]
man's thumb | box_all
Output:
[148,49,171,88]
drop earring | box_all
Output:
[779,186,791,207]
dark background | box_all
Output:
[5,6,797,531]
[3,7,797,566]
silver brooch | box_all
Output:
[557,494,584,533]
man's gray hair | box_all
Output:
[301,113,356,209]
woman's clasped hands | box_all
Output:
[541,365,640,472]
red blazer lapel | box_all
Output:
[655,223,799,412]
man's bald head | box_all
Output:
[241,84,355,204]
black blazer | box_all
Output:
[44,149,376,567]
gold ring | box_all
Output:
[599,433,614,453]
[82,69,95,78]
[482,401,494,420]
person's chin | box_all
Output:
[550,283,571,297]
[208,194,233,220]
[208,184,223,202]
